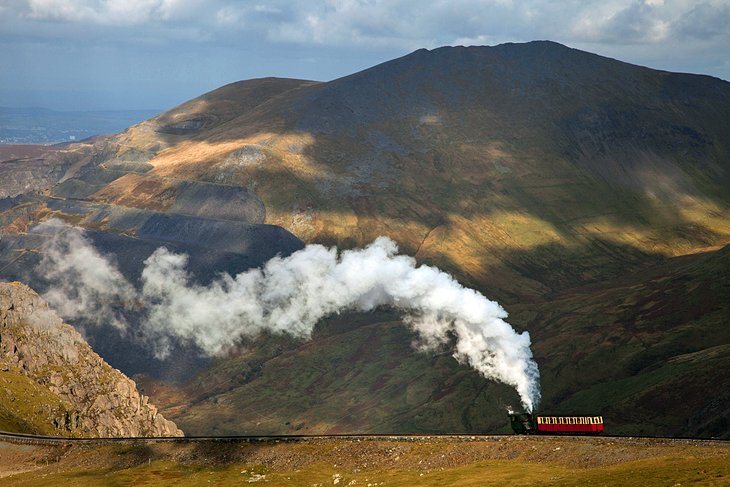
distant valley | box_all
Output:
[0,107,160,144]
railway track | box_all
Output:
[1,430,727,448]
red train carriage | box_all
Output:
[535,415,604,434]
[508,413,604,434]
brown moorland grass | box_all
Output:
[0,145,56,162]
[2,436,729,486]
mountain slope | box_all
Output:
[517,243,730,438]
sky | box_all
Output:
[1,0,729,111]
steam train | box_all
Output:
[509,412,604,434]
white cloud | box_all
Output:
[253,4,282,14]
[27,0,99,22]
[675,1,730,40]
[452,34,500,46]
[25,0,207,25]
[12,0,730,51]
[215,5,245,27]
[2,0,729,108]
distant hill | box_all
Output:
[1,41,729,437]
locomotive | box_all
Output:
[509,412,604,434]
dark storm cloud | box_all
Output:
[1,1,728,110]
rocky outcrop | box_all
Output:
[0,281,182,437]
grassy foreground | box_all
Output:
[2,436,728,486]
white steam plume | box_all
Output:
[35,219,135,330]
[36,220,541,412]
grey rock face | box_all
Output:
[0,281,183,437]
